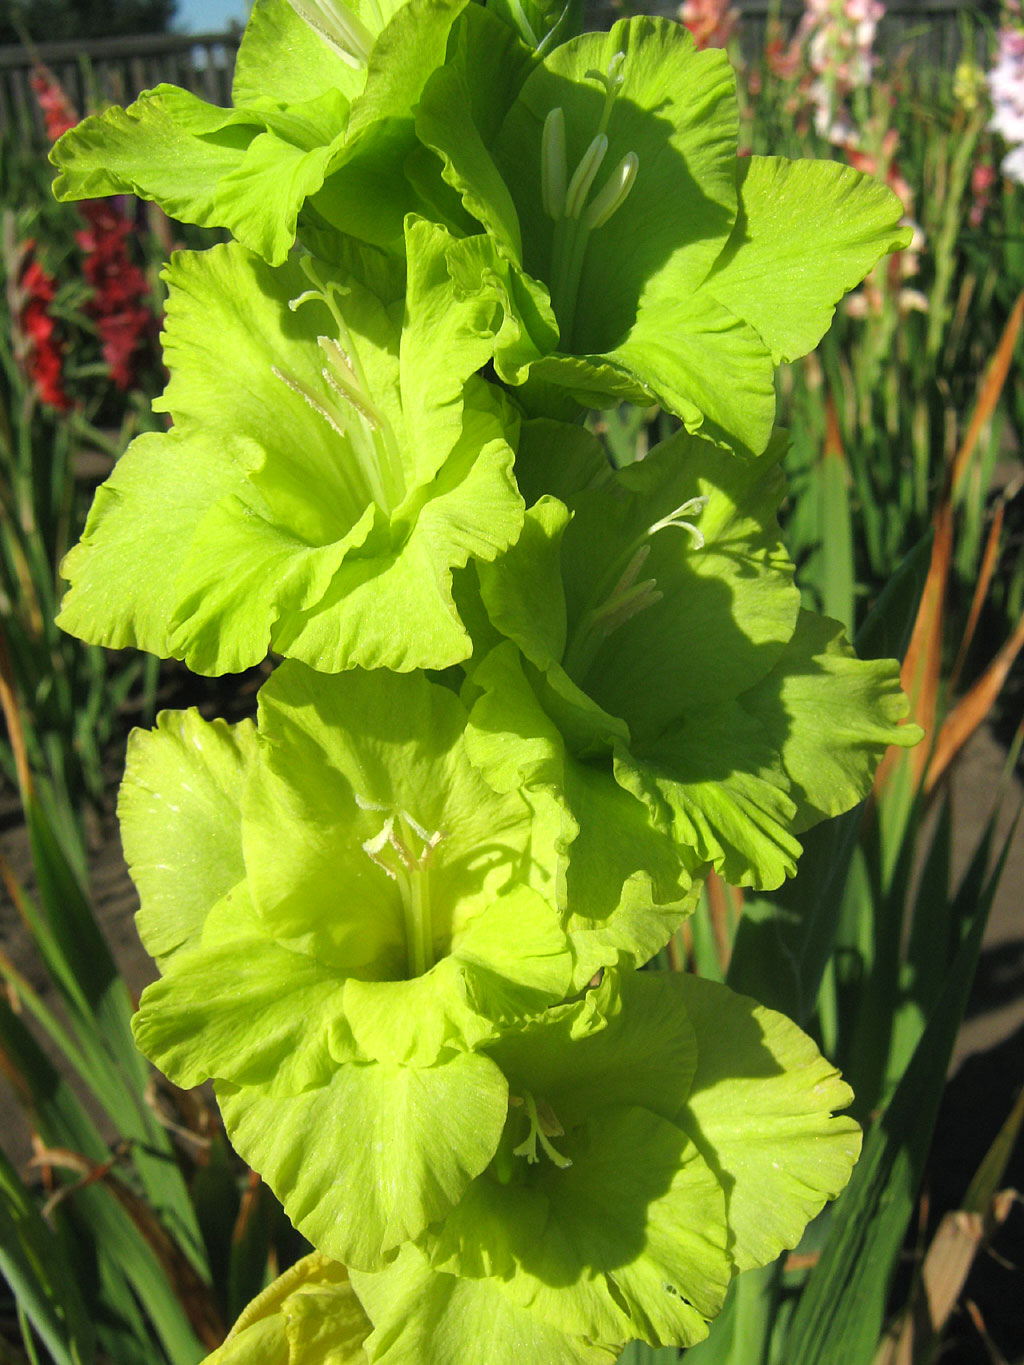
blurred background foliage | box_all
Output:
[1,2,1023,1362]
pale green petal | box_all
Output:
[559,760,701,984]
[415,5,533,258]
[512,418,613,509]
[558,430,798,741]
[218,1050,508,1269]
[519,351,653,411]
[117,709,256,965]
[476,496,571,670]
[607,289,777,456]
[706,156,912,364]
[243,662,551,971]
[345,0,470,141]
[465,642,695,979]
[155,243,402,543]
[616,708,803,890]
[132,937,345,1095]
[56,429,245,659]
[51,86,261,225]
[340,885,572,1065]
[740,610,924,831]
[233,0,367,106]
[674,973,861,1273]
[52,81,352,264]
[487,968,699,1127]
[350,1245,615,1365]
[168,496,377,676]
[211,114,348,263]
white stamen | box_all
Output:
[286,0,374,67]
[541,107,567,220]
[272,365,347,438]
[565,133,609,220]
[584,152,639,230]
[362,817,398,879]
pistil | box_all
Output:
[511,1091,573,1169]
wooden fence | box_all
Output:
[0,30,241,141]
[0,1,1002,146]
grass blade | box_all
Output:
[782,806,1015,1365]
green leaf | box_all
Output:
[0,1146,97,1365]
[218,1050,508,1270]
[705,157,912,365]
[783,820,1005,1365]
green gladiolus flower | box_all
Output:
[465,421,921,892]
[348,968,860,1358]
[122,664,699,1270]
[49,0,476,261]
[418,10,910,452]
[58,220,525,675]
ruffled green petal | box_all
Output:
[117,709,256,965]
[674,973,862,1273]
[132,934,345,1095]
[56,429,246,660]
[738,610,924,831]
[706,156,912,365]
[431,1106,729,1346]
[218,1050,508,1269]
[350,1244,616,1365]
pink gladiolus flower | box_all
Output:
[989,18,1024,182]
[678,0,739,50]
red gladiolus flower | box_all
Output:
[16,250,73,411]
[32,65,157,392]
[76,203,156,391]
[30,65,79,142]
